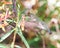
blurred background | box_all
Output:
[0,0,60,48]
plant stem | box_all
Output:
[18,29,30,48]
[41,36,46,48]
[12,31,16,48]
[12,0,17,17]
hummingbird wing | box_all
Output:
[25,13,51,34]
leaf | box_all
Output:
[17,27,30,48]
[0,21,9,32]
[0,44,7,48]
[1,26,6,32]
[14,45,22,48]
[0,24,6,32]
[0,29,14,42]
[28,37,40,44]
[11,43,22,48]
[48,43,56,48]
[10,42,14,48]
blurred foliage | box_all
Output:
[48,43,56,48]
[0,0,60,48]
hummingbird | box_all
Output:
[21,13,52,34]
[19,0,52,34]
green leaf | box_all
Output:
[6,19,15,23]
[17,27,30,48]
[0,29,14,42]
[10,42,14,48]
[48,43,56,48]
[28,37,40,44]
[0,44,8,48]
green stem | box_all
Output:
[17,29,30,48]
